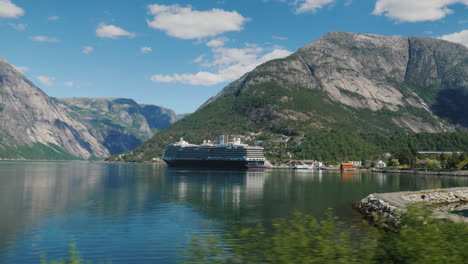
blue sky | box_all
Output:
[0,0,467,113]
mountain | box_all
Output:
[118,32,468,162]
[56,98,182,155]
[0,57,182,160]
[0,57,108,159]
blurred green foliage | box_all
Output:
[376,206,468,264]
[40,243,84,264]
[181,208,468,264]
[37,207,468,264]
[40,242,110,264]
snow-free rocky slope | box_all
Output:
[121,32,468,161]
[0,57,108,159]
[0,57,180,159]
[57,97,182,155]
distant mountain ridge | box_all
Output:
[0,57,182,160]
[57,97,183,155]
[121,31,468,162]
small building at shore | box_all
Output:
[340,163,356,171]
[348,161,362,167]
[375,160,387,168]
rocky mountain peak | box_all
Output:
[0,58,182,159]
[0,57,109,159]
[202,31,467,133]
[107,32,468,162]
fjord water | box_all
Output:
[1,162,467,264]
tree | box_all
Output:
[438,153,448,169]
[396,152,414,166]
[425,159,441,169]
[388,159,400,167]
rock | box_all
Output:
[0,57,108,159]
[0,57,183,159]
[118,31,468,160]
[57,98,181,155]
[205,32,467,132]
[356,187,468,227]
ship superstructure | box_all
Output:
[162,135,266,169]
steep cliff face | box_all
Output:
[0,57,109,159]
[123,32,468,161]
[205,32,466,132]
[0,57,183,159]
[140,104,178,131]
[57,98,180,155]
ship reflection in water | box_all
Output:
[1,161,468,264]
[161,168,267,222]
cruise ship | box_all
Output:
[162,135,267,169]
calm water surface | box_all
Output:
[1,161,467,263]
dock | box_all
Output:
[354,187,468,229]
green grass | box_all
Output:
[0,142,80,160]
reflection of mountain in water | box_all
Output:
[157,168,468,223]
[1,162,102,252]
[0,162,162,255]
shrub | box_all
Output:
[182,208,468,264]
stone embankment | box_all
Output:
[373,169,468,176]
[354,187,468,229]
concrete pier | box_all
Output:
[354,187,468,229]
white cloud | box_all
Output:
[293,0,335,13]
[192,55,205,63]
[141,46,152,53]
[12,65,28,73]
[30,35,60,43]
[206,37,228,47]
[206,40,224,48]
[64,81,74,87]
[8,22,26,31]
[151,72,225,86]
[82,46,94,54]
[48,15,59,21]
[372,0,468,22]
[0,0,24,18]
[439,29,468,47]
[150,43,292,86]
[96,23,135,39]
[146,4,248,39]
[36,76,55,86]
[270,0,335,14]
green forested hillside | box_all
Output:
[111,32,468,163]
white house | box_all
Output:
[375,160,387,168]
[313,161,324,169]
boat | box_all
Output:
[293,164,313,170]
[162,135,267,169]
